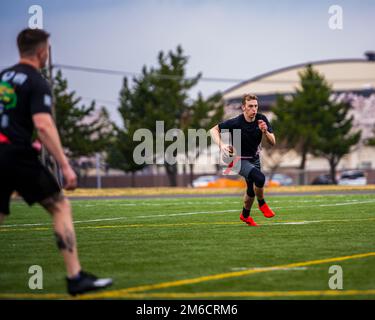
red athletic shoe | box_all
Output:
[240,213,258,227]
[259,203,275,218]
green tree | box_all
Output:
[313,101,361,184]
[181,92,224,185]
[106,129,146,187]
[114,46,222,186]
[105,74,153,185]
[272,65,331,172]
[272,65,361,184]
[53,70,114,158]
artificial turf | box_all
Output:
[0,193,374,299]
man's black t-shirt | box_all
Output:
[218,113,273,157]
[0,63,52,147]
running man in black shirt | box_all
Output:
[210,94,276,226]
[0,29,112,295]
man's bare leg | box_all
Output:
[254,186,264,202]
[40,192,113,295]
[240,192,258,226]
[40,193,81,278]
[243,193,255,211]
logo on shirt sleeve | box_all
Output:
[44,94,52,108]
[0,82,17,110]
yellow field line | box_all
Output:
[0,222,236,233]
[89,289,375,299]
[80,217,375,230]
[78,251,375,299]
[0,227,51,232]
[1,289,375,300]
[1,252,374,300]
[0,293,68,299]
[1,217,375,233]
[79,221,237,229]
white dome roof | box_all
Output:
[223,59,375,101]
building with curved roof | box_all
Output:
[224,52,375,111]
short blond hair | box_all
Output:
[242,94,258,105]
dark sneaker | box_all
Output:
[67,270,113,296]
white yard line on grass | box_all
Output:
[69,198,364,207]
[1,217,374,233]
[319,200,375,206]
[2,199,375,229]
[263,217,375,226]
[0,209,239,228]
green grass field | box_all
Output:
[0,193,374,300]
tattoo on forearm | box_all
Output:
[54,226,75,253]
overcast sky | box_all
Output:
[1,0,374,125]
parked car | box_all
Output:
[338,170,367,185]
[192,175,218,188]
[266,173,294,187]
[311,171,367,185]
[311,174,334,185]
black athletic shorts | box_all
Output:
[0,144,61,215]
[238,157,262,193]
[238,156,261,178]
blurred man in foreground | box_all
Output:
[0,29,113,295]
